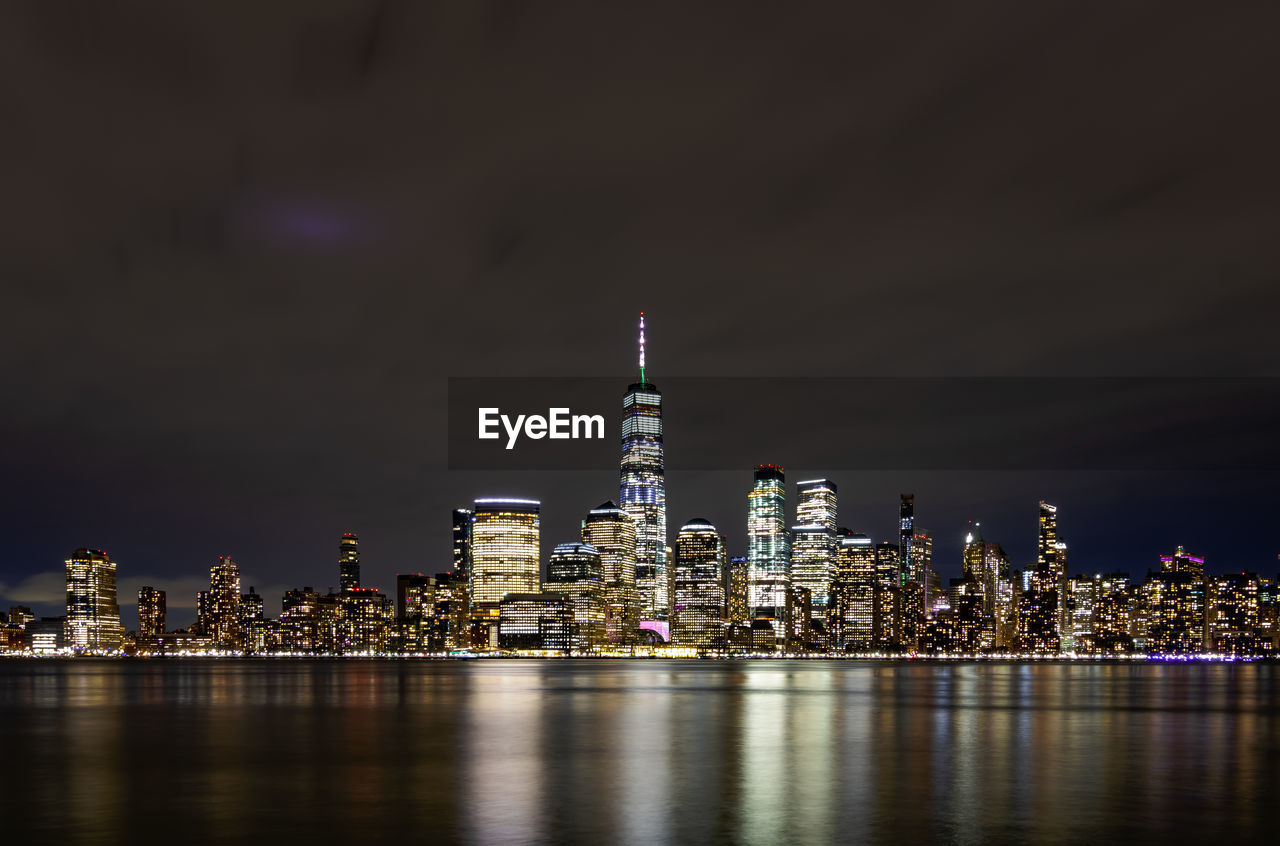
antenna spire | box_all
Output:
[638,312,646,383]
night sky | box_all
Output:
[3,2,1278,626]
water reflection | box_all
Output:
[0,660,1274,844]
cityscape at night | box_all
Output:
[3,3,1278,844]
[5,316,1276,660]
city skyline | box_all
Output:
[5,313,1276,657]
[4,316,1279,629]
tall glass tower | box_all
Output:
[791,479,837,623]
[620,313,669,623]
[748,464,789,633]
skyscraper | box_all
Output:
[899,494,915,584]
[795,479,837,533]
[1034,502,1066,632]
[339,532,360,592]
[747,464,789,640]
[470,499,541,606]
[137,586,166,638]
[546,542,607,653]
[791,479,837,623]
[620,314,668,623]
[873,541,900,649]
[452,509,474,577]
[672,518,726,649]
[831,532,875,651]
[64,548,124,652]
[203,556,242,649]
[581,501,638,644]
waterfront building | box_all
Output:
[498,592,572,652]
[672,519,727,650]
[1093,572,1133,653]
[748,464,789,643]
[396,573,436,652]
[239,587,265,652]
[621,314,669,623]
[64,548,125,652]
[338,588,392,653]
[200,556,242,649]
[1154,546,1207,651]
[582,501,639,644]
[1207,572,1261,654]
[279,587,339,654]
[137,586,166,638]
[546,542,607,653]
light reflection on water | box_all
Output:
[1,660,1275,845]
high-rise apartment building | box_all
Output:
[137,585,166,638]
[338,532,360,592]
[202,556,242,649]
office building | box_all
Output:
[64,548,124,652]
[621,313,669,623]
[582,501,639,644]
[672,519,726,649]
[748,464,789,641]
[546,542,607,652]
[470,499,541,605]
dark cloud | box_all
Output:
[2,1,1278,621]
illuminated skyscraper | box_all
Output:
[339,532,360,592]
[791,479,837,623]
[898,494,915,584]
[725,556,749,626]
[546,542,607,653]
[64,548,124,652]
[796,479,837,533]
[873,541,900,649]
[748,465,789,640]
[137,586,166,638]
[620,314,669,623]
[1035,501,1067,639]
[1152,546,1207,652]
[470,499,541,606]
[203,556,242,649]
[672,518,726,649]
[581,501,638,644]
[831,532,875,651]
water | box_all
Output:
[1,659,1275,845]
